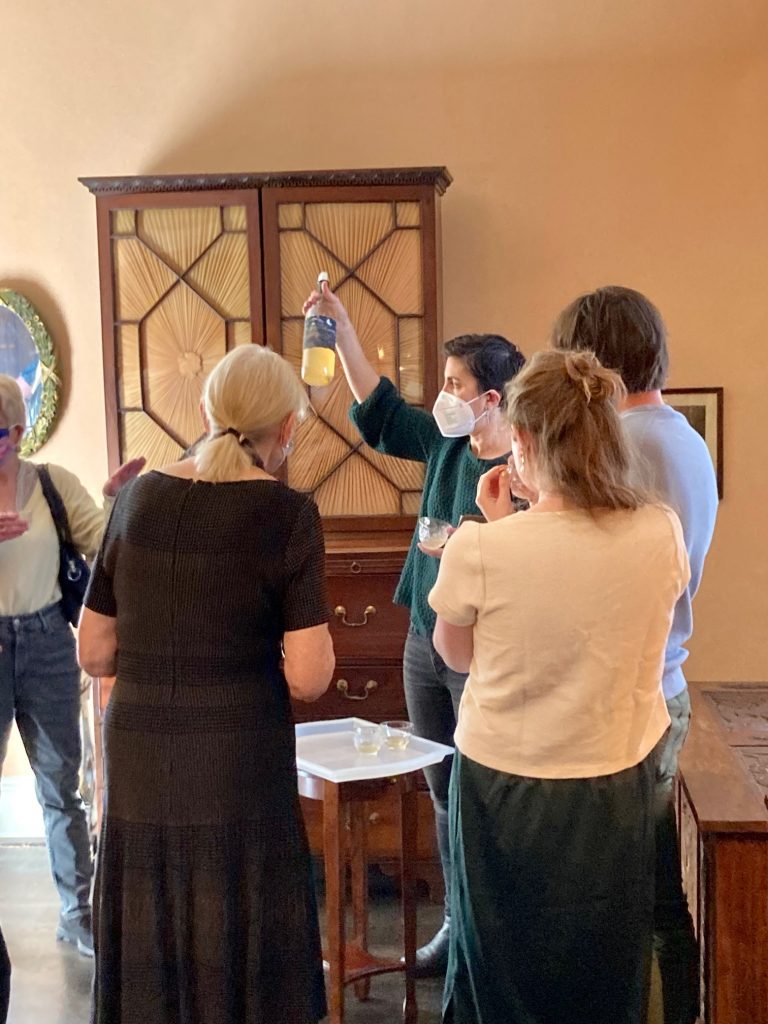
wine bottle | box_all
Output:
[301,271,337,386]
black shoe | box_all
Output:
[412,919,450,978]
[56,914,94,958]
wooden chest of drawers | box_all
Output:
[292,539,441,896]
[300,547,410,720]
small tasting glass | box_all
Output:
[417,517,452,552]
[353,724,384,755]
[382,720,414,751]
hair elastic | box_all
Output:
[216,427,264,469]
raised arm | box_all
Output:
[305,282,441,462]
[49,460,145,561]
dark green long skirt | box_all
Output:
[443,749,657,1024]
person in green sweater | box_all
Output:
[304,282,525,976]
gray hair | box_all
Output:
[0,374,26,429]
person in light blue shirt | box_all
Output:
[621,401,718,700]
[552,285,718,1024]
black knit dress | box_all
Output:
[85,472,329,1024]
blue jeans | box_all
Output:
[0,604,92,923]
[403,628,467,917]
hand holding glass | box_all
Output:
[418,517,452,552]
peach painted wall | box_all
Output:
[1,0,767,698]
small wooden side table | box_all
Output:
[297,769,419,1024]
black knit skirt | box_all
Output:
[91,689,327,1024]
[443,748,657,1024]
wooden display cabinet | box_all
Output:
[82,167,452,894]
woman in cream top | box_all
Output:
[0,373,142,959]
[430,503,685,780]
[428,350,689,1024]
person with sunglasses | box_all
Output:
[0,374,142,959]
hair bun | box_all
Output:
[563,350,622,405]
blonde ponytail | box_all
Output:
[194,346,308,483]
[195,432,254,482]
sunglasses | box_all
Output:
[0,428,10,439]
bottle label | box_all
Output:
[303,314,336,351]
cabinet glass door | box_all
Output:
[264,190,433,518]
[105,194,261,467]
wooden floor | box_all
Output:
[0,844,444,1024]
[0,844,665,1023]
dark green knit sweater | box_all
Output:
[349,377,509,636]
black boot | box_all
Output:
[413,918,450,978]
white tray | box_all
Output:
[295,717,453,783]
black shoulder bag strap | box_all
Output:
[36,464,90,626]
[37,464,73,546]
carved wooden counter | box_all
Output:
[677,682,768,1024]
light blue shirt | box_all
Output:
[622,404,718,700]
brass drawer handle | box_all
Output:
[336,678,378,700]
[334,604,376,627]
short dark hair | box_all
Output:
[551,286,669,393]
[442,334,525,408]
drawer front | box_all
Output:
[293,663,407,724]
[327,573,409,661]
[300,789,437,861]
[364,790,438,860]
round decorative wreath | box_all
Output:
[0,289,60,456]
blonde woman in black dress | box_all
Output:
[79,345,335,1024]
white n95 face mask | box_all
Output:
[432,390,489,438]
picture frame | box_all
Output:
[662,387,723,499]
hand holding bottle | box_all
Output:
[302,281,355,345]
[302,280,380,403]
[301,273,338,386]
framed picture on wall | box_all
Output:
[662,387,723,499]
